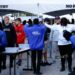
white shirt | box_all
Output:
[49,24,59,41]
[45,23,75,45]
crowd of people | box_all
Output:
[0,16,75,75]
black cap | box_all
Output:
[15,18,21,22]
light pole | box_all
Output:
[37,3,40,18]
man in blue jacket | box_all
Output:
[24,18,46,75]
[0,29,7,73]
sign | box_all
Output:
[0,5,8,8]
[66,4,75,8]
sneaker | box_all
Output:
[0,69,1,73]
[36,72,42,75]
[60,68,65,72]
[10,64,13,68]
[33,70,37,74]
[68,71,75,75]
[33,71,36,74]
[45,62,52,66]
[40,62,46,66]
[2,66,6,69]
[73,67,75,71]
[69,68,72,73]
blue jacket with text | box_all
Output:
[24,24,46,50]
[0,30,7,47]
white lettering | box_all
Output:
[32,31,40,35]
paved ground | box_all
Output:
[0,52,75,75]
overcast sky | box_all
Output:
[0,0,75,4]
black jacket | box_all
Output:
[3,23,17,47]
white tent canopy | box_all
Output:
[0,0,75,4]
[0,0,75,16]
[0,4,75,15]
